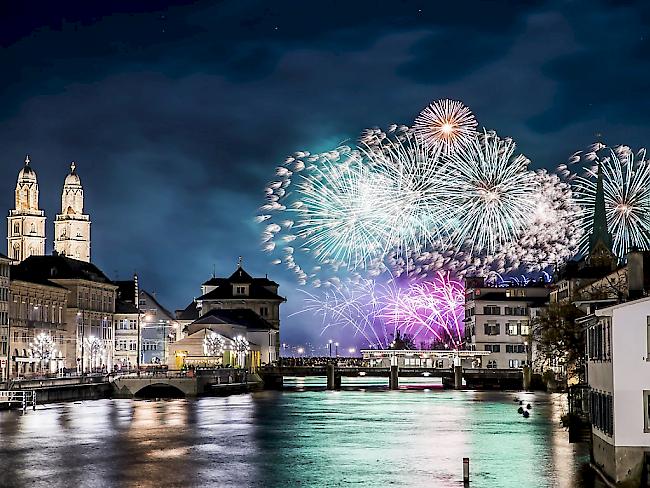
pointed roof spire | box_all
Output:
[238,256,243,268]
[70,161,76,174]
[588,157,614,265]
[25,154,30,166]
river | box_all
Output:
[0,386,603,488]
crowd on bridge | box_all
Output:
[277,357,366,368]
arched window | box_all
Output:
[13,222,19,235]
[12,244,20,261]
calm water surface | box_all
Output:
[0,386,602,488]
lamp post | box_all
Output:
[328,339,333,358]
[335,342,339,357]
[77,311,85,377]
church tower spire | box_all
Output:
[587,158,614,267]
[7,155,47,262]
[54,162,91,262]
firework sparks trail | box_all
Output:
[570,146,650,258]
[382,272,465,347]
[440,130,538,255]
[413,99,478,153]
[259,100,582,286]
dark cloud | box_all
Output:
[0,0,649,344]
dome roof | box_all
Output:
[64,162,81,186]
[17,155,37,183]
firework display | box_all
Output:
[440,131,537,254]
[568,145,650,258]
[260,97,648,346]
[297,273,465,348]
[382,272,465,347]
[413,99,477,152]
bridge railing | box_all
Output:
[0,390,36,411]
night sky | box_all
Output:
[1,1,649,347]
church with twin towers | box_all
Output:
[8,155,91,262]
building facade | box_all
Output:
[54,162,91,262]
[587,297,650,486]
[7,156,46,263]
[8,275,69,377]
[139,290,180,365]
[464,279,549,369]
[0,254,10,381]
[177,264,285,363]
[114,278,140,370]
[13,255,117,373]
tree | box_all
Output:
[531,301,586,383]
[390,330,415,350]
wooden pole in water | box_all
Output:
[463,457,470,484]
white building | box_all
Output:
[7,156,46,262]
[464,278,549,369]
[54,162,91,262]
[587,297,650,485]
[177,263,285,362]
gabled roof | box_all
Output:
[0,252,10,262]
[228,266,254,283]
[197,282,284,301]
[13,254,114,285]
[177,301,200,321]
[194,308,275,331]
[140,290,175,320]
[115,300,139,314]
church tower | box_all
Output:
[7,156,47,262]
[54,162,91,262]
[587,158,615,269]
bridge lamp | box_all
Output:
[297,347,304,355]
[348,347,356,355]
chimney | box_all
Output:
[627,249,645,300]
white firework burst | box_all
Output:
[573,146,650,258]
[413,99,478,152]
[440,130,538,255]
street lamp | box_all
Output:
[335,342,339,357]
[348,347,356,356]
[297,347,305,355]
[328,339,333,358]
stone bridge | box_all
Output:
[111,369,249,398]
[261,365,529,391]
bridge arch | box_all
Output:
[133,383,186,398]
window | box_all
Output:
[506,344,526,354]
[506,322,518,335]
[590,390,613,437]
[647,317,650,360]
[486,360,497,369]
[235,286,246,295]
[508,359,521,368]
[483,305,501,315]
[588,318,611,361]
[484,322,500,336]
[520,323,530,336]
[484,344,500,353]
[260,306,269,317]
[645,391,650,433]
